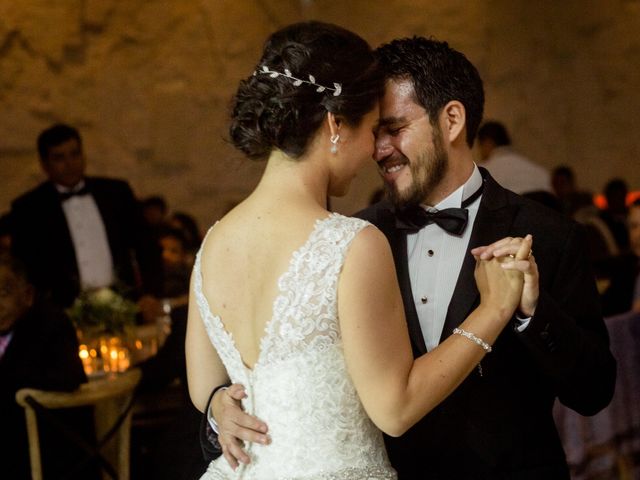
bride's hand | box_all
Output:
[472,235,538,317]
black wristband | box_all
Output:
[199,382,231,462]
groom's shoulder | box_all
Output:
[353,199,395,227]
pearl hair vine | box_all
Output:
[253,65,342,96]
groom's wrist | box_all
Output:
[207,383,230,434]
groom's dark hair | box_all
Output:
[375,37,485,147]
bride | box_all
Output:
[186,21,534,479]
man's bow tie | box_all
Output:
[395,182,484,235]
[396,207,469,235]
[59,186,90,201]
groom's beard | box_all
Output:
[384,128,448,210]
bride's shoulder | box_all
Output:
[335,217,389,264]
[196,215,240,261]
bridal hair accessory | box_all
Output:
[253,65,342,96]
[453,327,492,353]
[330,134,340,154]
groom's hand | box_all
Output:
[471,235,539,317]
[212,383,270,469]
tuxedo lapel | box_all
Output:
[375,205,428,355]
[440,170,519,342]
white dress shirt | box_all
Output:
[57,181,114,290]
[407,165,483,351]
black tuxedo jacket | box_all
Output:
[11,176,160,306]
[356,169,616,480]
[0,300,91,478]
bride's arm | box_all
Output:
[339,226,528,437]
[186,273,229,413]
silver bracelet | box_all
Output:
[453,327,492,353]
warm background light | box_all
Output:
[1,0,638,223]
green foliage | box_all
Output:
[67,288,138,334]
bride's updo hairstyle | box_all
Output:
[230,21,383,160]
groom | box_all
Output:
[201,37,616,479]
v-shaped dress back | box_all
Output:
[194,213,396,479]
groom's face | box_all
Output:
[374,78,448,209]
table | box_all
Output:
[77,317,170,378]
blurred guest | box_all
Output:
[138,227,191,324]
[551,165,594,216]
[169,211,202,258]
[0,253,96,479]
[600,178,630,252]
[141,195,168,229]
[135,228,207,479]
[0,212,12,252]
[629,200,640,312]
[138,227,190,387]
[10,124,162,307]
[522,190,562,212]
[596,198,639,316]
[574,205,620,263]
[477,120,551,194]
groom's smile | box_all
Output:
[377,153,409,182]
[374,78,448,209]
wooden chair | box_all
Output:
[16,368,141,480]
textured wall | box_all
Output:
[1,0,639,227]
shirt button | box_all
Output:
[427,249,434,257]
[420,296,428,304]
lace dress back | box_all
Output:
[194,213,396,479]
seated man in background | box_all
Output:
[0,253,96,478]
[10,123,161,308]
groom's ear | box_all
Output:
[440,101,466,146]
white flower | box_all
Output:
[91,287,118,305]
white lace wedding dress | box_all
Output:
[194,213,396,480]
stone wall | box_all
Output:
[1,0,639,226]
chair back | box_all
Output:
[16,368,141,480]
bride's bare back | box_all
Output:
[198,197,330,370]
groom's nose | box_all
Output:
[374,137,394,163]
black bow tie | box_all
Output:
[396,207,469,235]
[59,185,90,202]
[395,182,484,235]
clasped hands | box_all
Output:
[471,234,539,318]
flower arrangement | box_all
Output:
[67,287,138,335]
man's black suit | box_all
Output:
[356,169,616,480]
[11,177,159,307]
[1,299,93,478]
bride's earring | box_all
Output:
[330,134,340,154]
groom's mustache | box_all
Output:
[376,153,410,178]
